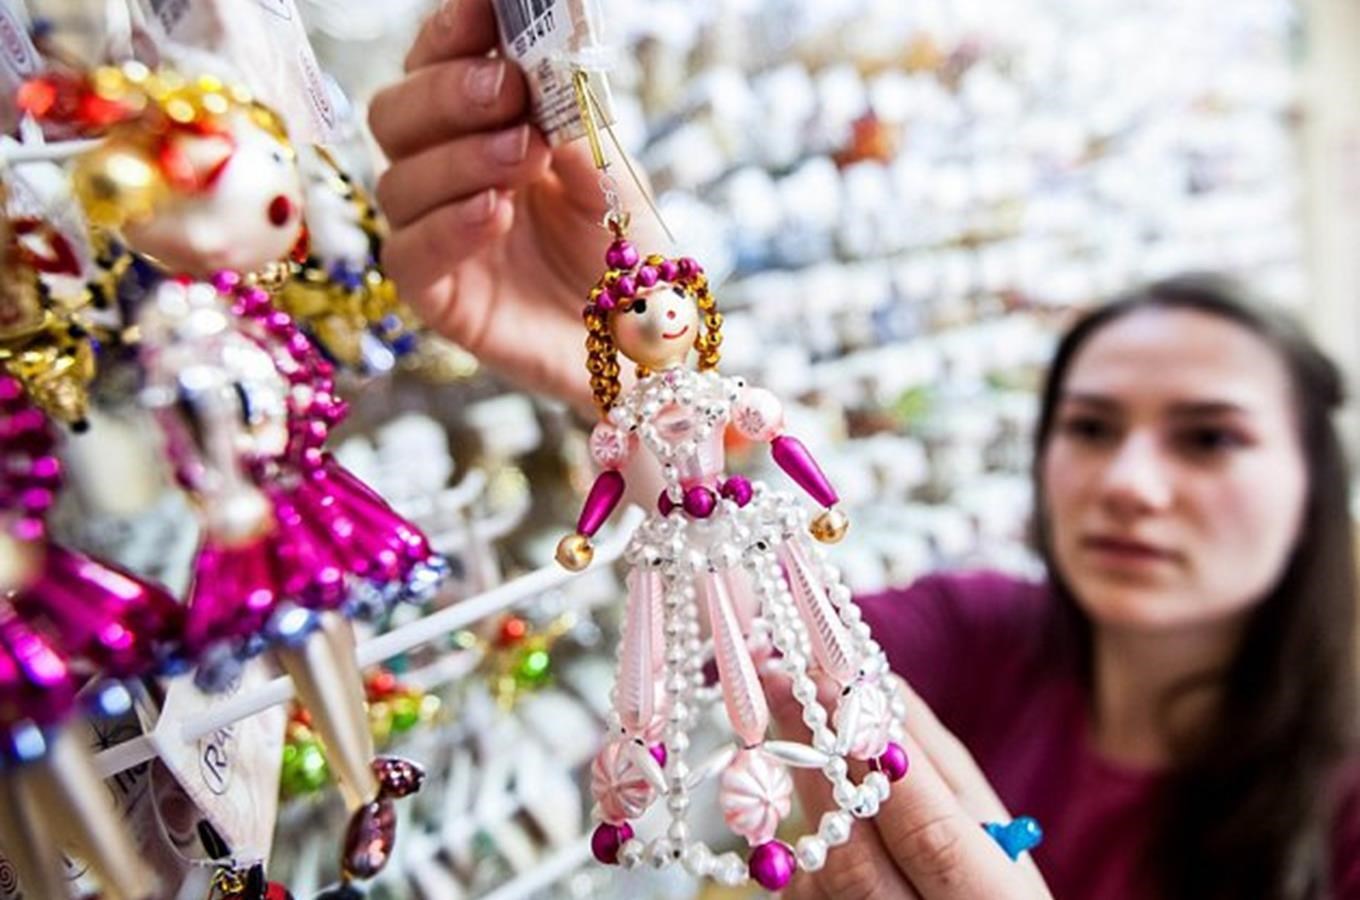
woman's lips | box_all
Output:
[662,325,691,340]
[1082,535,1177,564]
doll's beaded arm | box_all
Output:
[556,421,636,570]
[733,385,849,543]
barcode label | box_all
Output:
[496,0,559,55]
[491,0,613,146]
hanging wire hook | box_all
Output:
[569,66,675,245]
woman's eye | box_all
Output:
[631,299,648,315]
[1178,427,1246,455]
[1059,415,1113,443]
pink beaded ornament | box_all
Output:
[563,236,909,887]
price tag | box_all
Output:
[147,658,286,864]
[491,0,615,146]
[134,0,336,143]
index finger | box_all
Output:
[875,731,1046,899]
[405,0,500,72]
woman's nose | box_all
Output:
[1099,432,1173,519]
[666,310,676,319]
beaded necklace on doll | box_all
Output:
[24,64,440,895]
[553,72,909,891]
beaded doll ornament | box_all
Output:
[24,64,439,890]
[554,70,909,893]
[0,386,170,900]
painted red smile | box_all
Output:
[662,325,690,340]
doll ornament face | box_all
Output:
[609,285,701,370]
[122,110,305,277]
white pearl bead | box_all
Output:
[715,853,748,886]
[649,838,678,868]
[782,649,807,671]
[796,835,829,872]
[865,771,892,801]
[619,839,644,868]
[822,756,849,780]
[667,821,690,844]
[670,732,691,752]
[802,705,828,730]
[792,679,817,705]
[853,786,881,818]
[834,781,859,808]
[668,703,689,723]
[819,810,853,846]
[683,842,715,877]
[852,622,873,640]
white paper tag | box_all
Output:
[0,2,41,133]
[491,0,615,146]
[134,0,336,143]
[148,658,286,864]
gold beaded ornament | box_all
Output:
[19,62,292,229]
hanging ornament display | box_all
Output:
[24,62,445,890]
[551,71,908,891]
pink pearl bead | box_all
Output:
[590,821,634,865]
[636,265,659,288]
[720,476,753,507]
[872,741,910,782]
[749,841,796,891]
[657,260,678,282]
[649,743,667,767]
[596,295,616,311]
[682,485,716,519]
[211,270,241,292]
[676,257,700,279]
[657,491,676,516]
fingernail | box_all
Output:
[461,190,497,225]
[488,125,529,165]
[465,59,506,106]
[437,0,459,29]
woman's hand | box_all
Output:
[368,0,659,412]
[770,674,1053,899]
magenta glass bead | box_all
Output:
[609,275,637,301]
[649,743,667,768]
[636,265,659,288]
[770,435,839,507]
[719,476,753,507]
[682,485,716,519]
[27,456,62,487]
[211,270,241,292]
[590,821,633,865]
[0,376,22,403]
[342,798,397,879]
[656,260,677,282]
[749,840,796,891]
[657,491,676,516]
[676,257,700,280]
[577,470,626,537]
[605,240,640,271]
[872,741,910,782]
[596,295,616,312]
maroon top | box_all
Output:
[858,570,1360,898]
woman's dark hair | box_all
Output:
[1032,273,1359,900]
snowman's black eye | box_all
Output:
[630,299,648,315]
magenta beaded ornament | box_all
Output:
[560,237,909,888]
[0,374,171,899]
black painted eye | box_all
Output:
[631,298,648,314]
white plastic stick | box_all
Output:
[91,506,642,777]
[1,139,102,164]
